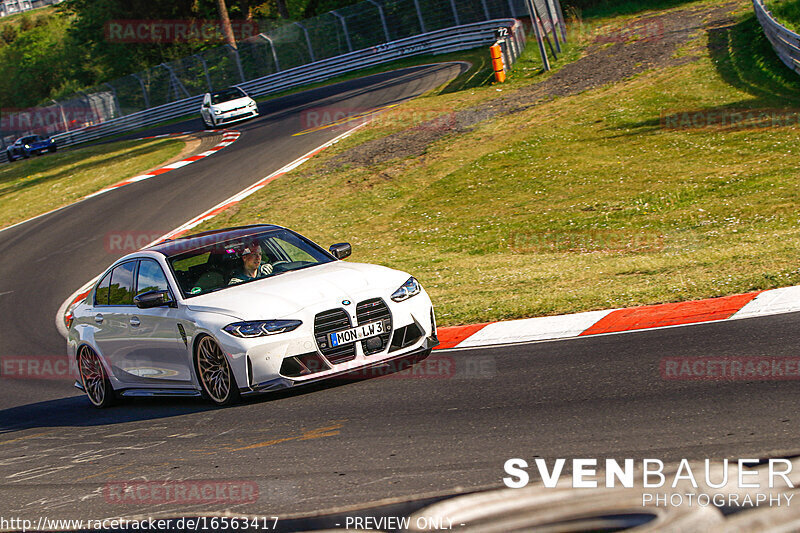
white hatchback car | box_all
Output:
[68,225,438,407]
[200,86,259,128]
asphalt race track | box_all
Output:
[1,62,800,523]
[0,62,465,360]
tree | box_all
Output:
[216,0,237,48]
[276,0,290,19]
[0,24,17,45]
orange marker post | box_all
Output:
[490,43,506,83]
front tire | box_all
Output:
[6,151,13,162]
[195,335,240,406]
[78,345,115,408]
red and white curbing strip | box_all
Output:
[140,131,196,140]
[147,122,368,243]
[435,287,800,350]
[57,123,367,336]
[56,122,800,348]
[84,130,240,199]
[0,130,238,239]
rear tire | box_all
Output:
[195,335,240,406]
[78,345,116,408]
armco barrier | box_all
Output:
[241,19,525,98]
[0,19,525,164]
[753,0,800,75]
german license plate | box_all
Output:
[330,321,385,347]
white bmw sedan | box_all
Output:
[68,225,438,407]
[200,86,259,128]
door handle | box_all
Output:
[94,314,103,324]
[130,316,141,327]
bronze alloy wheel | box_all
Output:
[196,336,240,405]
[78,345,114,408]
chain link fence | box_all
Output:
[0,0,565,151]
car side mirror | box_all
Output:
[329,243,351,260]
[134,290,174,309]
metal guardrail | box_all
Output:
[753,0,800,75]
[0,18,525,162]
[1,0,566,155]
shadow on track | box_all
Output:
[251,63,469,125]
[108,63,469,144]
[0,352,429,434]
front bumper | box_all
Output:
[218,290,437,392]
[242,336,438,395]
[74,337,438,398]
[216,109,258,125]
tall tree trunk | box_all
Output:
[216,0,237,48]
[303,0,320,19]
[240,0,253,21]
[275,0,290,19]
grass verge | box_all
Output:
[765,0,800,32]
[94,46,507,145]
[197,1,800,326]
[0,138,185,230]
[0,6,58,29]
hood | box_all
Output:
[211,97,253,112]
[184,261,409,320]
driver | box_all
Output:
[228,242,273,285]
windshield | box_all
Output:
[20,136,39,144]
[168,228,335,298]
[210,88,246,105]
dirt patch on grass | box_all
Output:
[329,2,738,169]
[138,131,222,174]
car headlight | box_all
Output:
[248,101,256,107]
[213,109,222,115]
[391,277,421,302]
[24,144,30,149]
[223,320,302,338]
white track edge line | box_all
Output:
[440,303,800,353]
[1,131,235,237]
[54,123,365,339]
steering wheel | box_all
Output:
[270,261,291,273]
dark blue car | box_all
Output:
[6,135,57,161]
